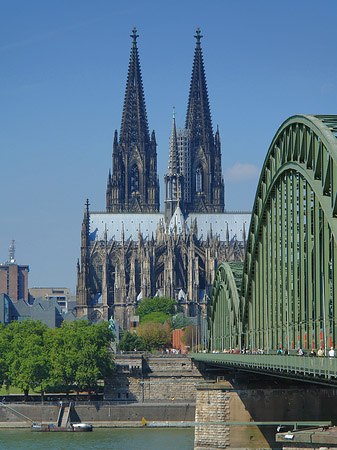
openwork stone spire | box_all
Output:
[107,28,159,213]
[120,27,150,144]
[183,28,224,214]
[168,107,180,174]
[185,27,213,149]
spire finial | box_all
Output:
[85,198,90,215]
[131,27,139,43]
[173,106,176,120]
[194,27,203,44]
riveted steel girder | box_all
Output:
[208,262,242,351]
[209,115,337,355]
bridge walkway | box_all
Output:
[192,353,337,385]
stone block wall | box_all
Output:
[194,382,273,450]
[193,380,337,450]
[144,355,198,374]
[0,402,196,426]
[194,386,231,449]
[104,354,205,402]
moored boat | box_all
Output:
[31,422,93,432]
[72,423,93,431]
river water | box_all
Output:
[0,428,195,450]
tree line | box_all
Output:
[0,319,114,400]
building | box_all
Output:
[0,293,76,328]
[0,241,29,302]
[76,28,251,329]
[29,287,75,313]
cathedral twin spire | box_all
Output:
[107,27,159,213]
[120,27,150,145]
[166,27,225,215]
[106,27,224,216]
[186,28,214,149]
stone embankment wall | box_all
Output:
[104,354,205,402]
[0,355,204,428]
[193,380,337,450]
[0,402,195,427]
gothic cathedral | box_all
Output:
[76,28,250,328]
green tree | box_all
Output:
[5,320,50,400]
[73,321,115,396]
[0,324,10,387]
[117,331,146,351]
[137,322,171,351]
[136,297,177,324]
[49,320,115,398]
[182,325,200,350]
[140,311,171,324]
[46,323,79,397]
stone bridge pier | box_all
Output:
[193,370,337,450]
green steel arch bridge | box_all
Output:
[194,114,337,385]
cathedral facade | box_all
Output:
[76,28,250,328]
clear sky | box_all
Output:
[2,0,337,292]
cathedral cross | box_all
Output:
[131,27,139,43]
[194,28,203,43]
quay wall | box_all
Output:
[104,354,205,402]
[193,380,337,450]
[0,355,203,428]
[0,402,195,427]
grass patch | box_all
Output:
[0,386,35,395]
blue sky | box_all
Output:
[2,0,337,291]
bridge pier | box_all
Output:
[193,373,337,450]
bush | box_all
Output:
[137,322,171,350]
[136,297,177,324]
[118,331,146,351]
[182,325,200,350]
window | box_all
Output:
[196,166,203,192]
[130,165,139,192]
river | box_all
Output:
[0,427,195,450]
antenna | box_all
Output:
[9,240,16,264]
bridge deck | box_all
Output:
[192,353,337,385]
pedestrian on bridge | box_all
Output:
[329,347,335,358]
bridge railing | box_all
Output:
[192,353,337,383]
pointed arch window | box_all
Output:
[130,164,139,192]
[91,254,103,293]
[172,177,177,199]
[196,166,203,192]
[121,162,125,186]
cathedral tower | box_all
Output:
[76,29,250,329]
[106,28,160,213]
[185,28,224,213]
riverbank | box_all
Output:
[0,421,195,428]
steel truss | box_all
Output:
[208,263,241,351]
[210,115,337,354]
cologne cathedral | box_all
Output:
[76,28,250,329]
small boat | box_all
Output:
[31,422,93,432]
[72,423,93,431]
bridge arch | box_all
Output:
[209,115,337,354]
[208,263,241,351]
